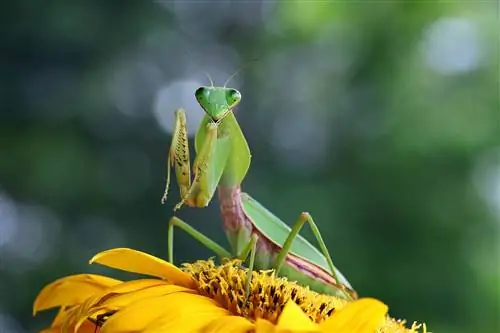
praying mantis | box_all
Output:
[161,81,358,301]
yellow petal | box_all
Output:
[276,301,318,331]
[74,282,193,332]
[49,307,71,327]
[33,274,121,315]
[51,306,88,330]
[201,315,254,333]
[89,248,195,288]
[91,283,193,314]
[255,319,278,333]
[41,312,97,333]
[62,304,96,333]
[101,292,229,333]
[73,320,96,333]
[320,298,388,333]
[98,279,166,295]
[74,308,113,333]
[142,305,230,333]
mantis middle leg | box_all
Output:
[168,216,258,311]
[167,216,231,264]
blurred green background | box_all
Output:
[1,1,499,333]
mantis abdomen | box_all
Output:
[217,185,357,300]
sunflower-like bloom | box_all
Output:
[34,248,427,333]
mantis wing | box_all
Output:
[240,192,354,290]
[195,113,251,188]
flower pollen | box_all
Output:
[380,318,428,333]
[182,258,348,324]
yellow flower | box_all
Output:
[33,274,122,333]
[33,248,427,333]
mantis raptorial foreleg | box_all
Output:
[162,109,229,211]
[272,213,342,286]
[167,217,231,264]
[162,109,190,204]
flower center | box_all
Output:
[181,259,348,324]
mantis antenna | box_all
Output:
[202,71,214,87]
[223,59,258,88]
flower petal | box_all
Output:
[94,283,193,310]
[320,298,388,333]
[254,319,278,333]
[33,274,121,315]
[89,248,195,288]
[72,320,96,333]
[276,301,319,331]
[99,278,167,295]
[200,315,254,333]
[41,310,97,333]
[142,305,231,333]
[101,292,229,333]
[74,282,194,332]
[49,307,72,327]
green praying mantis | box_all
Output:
[161,80,358,301]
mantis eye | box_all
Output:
[195,87,209,101]
[226,89,241,106]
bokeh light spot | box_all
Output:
[422,17,481,75]
[0,193,17,248]
[153,79,206,136]
[0,312,23,333]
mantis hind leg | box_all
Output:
[272,213,350,297]
[168,216,231,263]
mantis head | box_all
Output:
[195,86,242,122]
